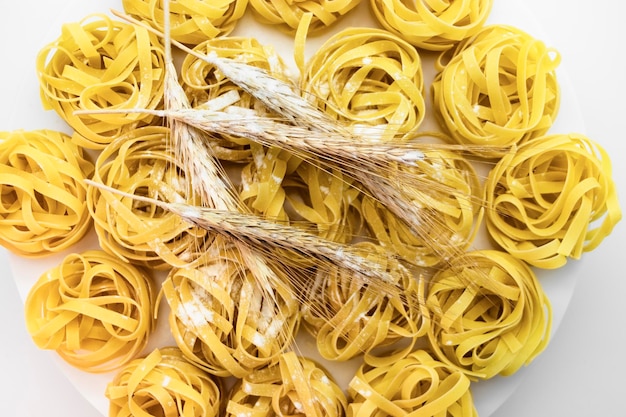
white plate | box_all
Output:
[1,0,586,416]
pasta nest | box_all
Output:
[370,0,494,51]
[180,36,292,162]
[300,27,425,141]
[348,349,477,417]
[24,250,157,373]
[121,0,248,44]
[37,14,166,150]
[361,147,482,267]
[425,250,552,379]
[88,126,214,270]
[226,352,347,417]
[485,133,622,269]
[106,347,223,417]
[432,25,561,157]
[301,241,428,361]
[0,129,94,257]
[162,240,300,378]
[249,0,362,35]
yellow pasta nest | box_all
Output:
[249,0,362,35]
[370,0,494,51]
[485,133,622,269]
[162,239,300,378]
[0,129,94,257]
[226,351,347,417]
[37,14,166,149]
[432,25,561,157]
[300,27,425,141]
[361,147,482,267]
[88,126,214,270]
[180,36,292,162]
[24,250,156,373]
[122,0,248,45]
[301,241,427,361]
[106,347,223,417]
[425,249,551,379]
[348,349,477,417]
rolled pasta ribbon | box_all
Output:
[425,249,552,379]
[370,0,494,51]
[300,27,425,141]
[180,36,292,162]
[361,147,482,267]
[485,133,622,269]
[24,250,156,373]
[0,129,94,257]
[348,349,477,417]
[226,351,347,417]
[249,0,362,35]
[122,0,248,45]
[432,25,560,157]
[302,241,427,361]
[88,126,214,270]
[106,347,223,417]
[162,239,300,378]
[37,14,165,149]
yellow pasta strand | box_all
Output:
[88,126,214,270]
[249,0,362,35]
[122,0,248,45]
[348,349,477,417]
[106,347,223,417]
[0,129,94,257]
[485,133,622,269]
[226,351,347,417]
[302,241,427,361]
[163,240,300,378]
[432,24,560,157]
[301,27,425,141]
[24,250,156,373]
[425,249,552,379]
[370,0,494,51]
[37,14,166,149]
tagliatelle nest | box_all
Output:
[484,133,622,269]
[226,351,347,417]
[36,14,166,149]
[24,250,156,373]
[106,347,223,417]
[88,126,214,270]
[300,27,425,141]
[162,239,300,378]
[0,129,94,257]
[425,249,552,379]
[121,0,248,44]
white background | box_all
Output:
[1,0,624,416]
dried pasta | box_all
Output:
[0,129,94,257]
[226,351,347,417]
[361,147,482,267]
[432,25,560,157]
[300,27,425,141]
[24,250,156,373]
[36,14,166,149]
[249,0,362,35]
[88,126,214,270]
[302,241,427,361]
[370,0,494,51]
[106,347,223,417]
[425,250,551,379]
[163,240,300,378]
[485,133,622,269]
[348,349,477,417]
[122,0,247,45]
